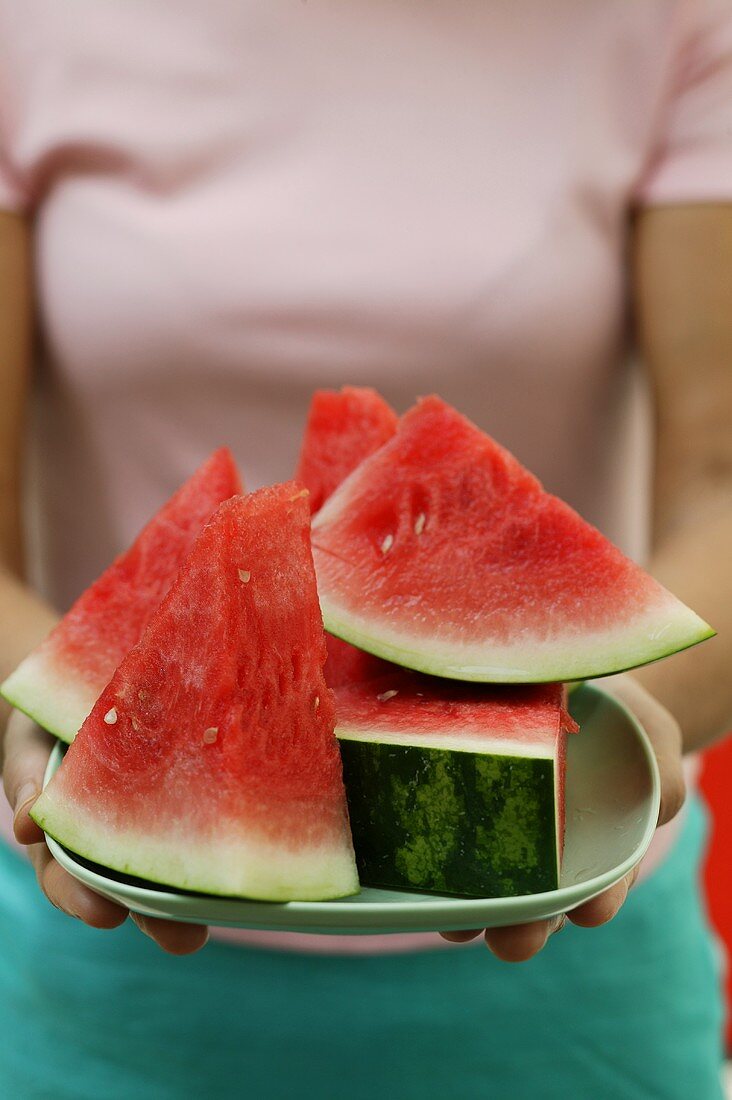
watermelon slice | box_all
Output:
[295,386,398,516]
[1,449,243,743]
[31,485,359,902]
[336,673,576,897]
[313,397,714,683]
[296,386,398,686]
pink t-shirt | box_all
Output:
[1,0,731,953]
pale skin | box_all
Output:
[1,205,731,959]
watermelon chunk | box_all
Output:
[31,485,359,902]
[296,386,398,686]
[336,674,575,897]
[295,386,398,516]
[1,449,243,743]
[313,397,714,683]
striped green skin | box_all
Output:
[339,740,559,898]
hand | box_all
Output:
[439,676,686,961]
[2,709,209,955]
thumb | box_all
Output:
[2,710,54,844]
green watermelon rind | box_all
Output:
[338,737,560,897]
[0,652,95,744]
[30,794,361,903]
[319,593,715,684]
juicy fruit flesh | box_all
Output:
[35,449,242,689]
[334,674,576,751]
[313,397,713,681]
[296,386,398,515]
[1,448,243,741]
[324,633,392,689]
[314,397,675,638]
[32,485,359,901]
[296,386,399,686]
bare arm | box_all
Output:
[0,212,57,744]
[632,204,732,750]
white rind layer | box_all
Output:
[0,650,97,744]
[31,790,360,902]
[336,725,557,758]
[319,591,713,683]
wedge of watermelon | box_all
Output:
[313,397,714,683]
[336,673,575,897]
[31,485,359,902]
[295,386,398,516]
[296,386,398,687]
[1,449,243,743]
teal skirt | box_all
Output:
[0,795,724,1100]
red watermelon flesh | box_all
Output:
[31,485,359,902]
[296,386,398,686]
[324,634,393,690]
[335,674,575,895]
[296,386,398,516]
[1,449,242,743]
[313,397,714,683]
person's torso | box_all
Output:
[0,0,687,600]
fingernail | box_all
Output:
[550,914,567,936]
[13,782,37,821]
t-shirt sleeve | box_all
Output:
[636,0,732,206]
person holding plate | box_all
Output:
[1,2,731,1097]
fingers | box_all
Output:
[130,913,210,956]
[483,915,564,962]
[33,841,207,950]
[2,709,53,843]
[439,928,483,943]
[605,676,685,827]
[32,839,206,950]
[567,876,629,928]
[441,866,642,960]
[441,871,638,961]
[26,839,128,928]
[4,710,130,928]
[440,915,565,961]
[29,834,207,950]
[652,727,686,827]
[4,710,208,954]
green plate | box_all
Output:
[41,683,659,935]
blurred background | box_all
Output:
[702,747,732,1055]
